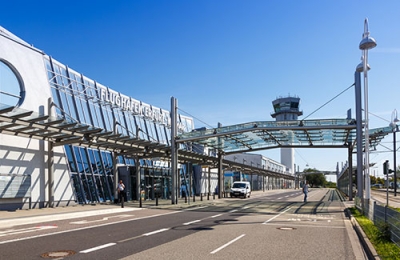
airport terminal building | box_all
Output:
[0,26,293,211]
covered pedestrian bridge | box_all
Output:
[175,116,393,201]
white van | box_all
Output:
[230,181,251,198]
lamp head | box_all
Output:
[392,109,399,123]
[359,18,377,50]
[359,36,377,50]
[356,62,370,73]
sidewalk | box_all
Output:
[0,192,235,229]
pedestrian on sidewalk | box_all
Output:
[302,182,309,202]
[118,180,126,208]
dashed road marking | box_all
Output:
[80,243,116,253]
[210,234,246,254]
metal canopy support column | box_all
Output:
[348,145,353,201]
[48,141,54,207]
[171,97,177,204]
[218,153,223,198]
[394,128,397,196]
[355,71,364,206]
[208,167,211,195]
[135,157,140,201]
[113,153,118,203]
[217,122,223,199]
[47,98,54,208]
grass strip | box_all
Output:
[350,207,400,259]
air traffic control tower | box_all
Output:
[271,96,303,174]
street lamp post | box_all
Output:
[359,18,377,203]
[391,109,399,196]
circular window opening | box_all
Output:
[0,60,25,107]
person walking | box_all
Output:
[302,182,309,202]
[118,180,126,208]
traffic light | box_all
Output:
[383,160,389,175]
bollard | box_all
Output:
[201,193,203,201]
[156,195,158,206]
[139,193,142,208]
[185,196,187,203]
[193,194,195,202]
[207,193,210,200]
[213,193,215,199]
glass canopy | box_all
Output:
[177,118,394,155]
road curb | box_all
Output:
[345,208,380,260]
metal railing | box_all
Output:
[355,197,400,248]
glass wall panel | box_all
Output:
[94,175,105,202]
[102,151,115,200]
[86,152,106,202]
[136,117,148,140]
[93,150,111,201]
[164,125,171,146]
[123,111,138,138]
[72,147,92,203]
[71,173,84,204]
[64,145,77,172]
[147,121,159,142]
[114,109,127,135]
[103,104,114,132]
[79,147,99,202]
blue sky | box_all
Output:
[2,1,400,179]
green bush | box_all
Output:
[350,207,400,259]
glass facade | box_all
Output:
[44,57,194,204]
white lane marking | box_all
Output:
[277,197,283,200]
[263,207,291,224]
[184,206,208,211]
[36,225,58,229]
[0,210,180,245]
[0,208,140,229]
[70,215,132,224]
[0,225,58,237]
[210,234,245,254]
[242,206,250,210]
[211,214,223,218]
[263,222,345,229]
[229,209,238,213]
[80,243,116,253]
[143,228,169,236]
[183,220,201,225]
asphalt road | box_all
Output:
[0,188,366,260]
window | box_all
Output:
[0,60,24,106]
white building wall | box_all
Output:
[0,30,73,209]
[281,148,294,174]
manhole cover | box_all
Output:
[41,250,76,258]
[277,227,296,231]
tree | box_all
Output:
[303,168,327,188]
[376,177,385,185]
[370,175,377,184]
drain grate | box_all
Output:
[41,250,76,258]
[277,227,296,231]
